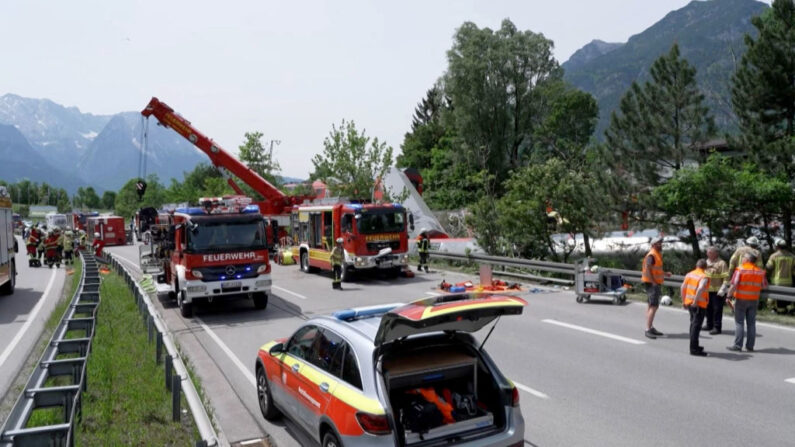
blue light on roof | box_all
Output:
[176,207,207,215]
[392,203,403,208]
[333,304,401,321]
[347,203,363,210]
[242,204,260,214]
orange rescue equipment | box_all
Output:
[641,249,664,284]
[734,263,765,301]
[408,388,455,424]
[682,268,710,308]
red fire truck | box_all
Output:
[147,196,271,317]
[87,216,127,247]
[291,202,410,281]
[71,211,99,232]
[1,186,17,295]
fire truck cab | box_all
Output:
[158,196,272,317]
[291,202,410,281]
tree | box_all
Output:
[101,191,117,210]
[238,131,282,187]
[732,0,795,247]
[531,83,599,165]
[606,44,715,257]
[397,85,449,171]
[311,120,394,201]
[17,205,30,218]
[445,19,562,194]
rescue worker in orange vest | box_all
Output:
[681,259,710,357]
[726,252,767,352]
[642,236,672,339]
[330,237,344,290]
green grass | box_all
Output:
[76,271,198,445]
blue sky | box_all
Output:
[0,0,770,178]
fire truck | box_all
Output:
[291,202,410,281]
[144,196,271,317]
[87,216,127,247]
[71,211,99,232]
[0,186,17,295]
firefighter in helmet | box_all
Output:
[417,230,430,273]
[331,237,344,290]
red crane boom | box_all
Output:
[141,97,311,216]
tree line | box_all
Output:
[397,1,795,262]
[0,180,116,216]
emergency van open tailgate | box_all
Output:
[374,293,527,347]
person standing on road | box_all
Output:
[417,232,430,273]
[641,236,672,339]
[703,246,729,334]
[726,252,767,352]
[681,259,711,357]
[729,236,763,275]
[330,237,344,290]
[765,239,794,314]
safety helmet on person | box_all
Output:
[746,236,760,247]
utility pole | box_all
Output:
[268,140,281,161]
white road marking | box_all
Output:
[240,439,264,446]
[514,381,549,400]
[199,320,256,388]
[0,269,58,369]
[758,322,795,333]
[425,291,442,296]
[649,301,795,333]
[786,378,795,385]
[274,286,307,300]
[542,319,646,345]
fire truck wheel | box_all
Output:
[322,432,341,447]
[179,291,193,318]
[300,251,309,273]
[252,292,268,310]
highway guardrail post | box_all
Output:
[148,315,154,343]
[156,331,163,365]
[171,375,181,423]
[165,355,173,391]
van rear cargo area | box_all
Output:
[382,343,506,445]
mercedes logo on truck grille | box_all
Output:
[225,265,237,276]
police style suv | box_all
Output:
[255,293,526,447]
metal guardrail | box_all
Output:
[430,250,795,302]
[1,252,99,447]
[107,253,218,447]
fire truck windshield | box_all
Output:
[186,219,266,253]
[356,211,404,234]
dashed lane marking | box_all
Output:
[786,378,795,385]
[0,269,58,369]
[514,381,549,400]
[199,320,257,388]
[542,319,646,345]
[274,286,307,300]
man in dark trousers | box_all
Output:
[681,259,710,357]
[331,237,344,290]
[417,231,430,273]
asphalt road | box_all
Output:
[106,243,795,447]
[0,237,66,403]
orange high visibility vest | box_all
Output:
[642,249,664,284]
[683,268,710,309]
[734,263,765,301]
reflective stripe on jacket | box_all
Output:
[330,246,344,266]
[734,263,765,301]
[683,268,710,309]
[418,238,430,254]
[766,250,795,286]
[641,249,664,284]
[705,258,729,292]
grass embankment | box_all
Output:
[76,271,198,445]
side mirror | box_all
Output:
[409,213,415,232]
[269,342,285,356]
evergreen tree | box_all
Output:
[606,44,715,257]
[732,0,795,247]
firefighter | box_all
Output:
[765,239,794,314]
[417,231,430,273]
[93,232,105,258]
[37,225,46,260]
[26,226,41,266]
[79,230,87,251]
[62,230,74,266]
[331,237,344,290]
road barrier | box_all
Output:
[107,253,218,447]
[1,252,98,447]
[430,250,795,302]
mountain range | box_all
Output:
[562,0,768,136]
[0,94,205,193]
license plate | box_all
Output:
[221,281,241,289]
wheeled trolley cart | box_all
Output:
[574,258,627,305]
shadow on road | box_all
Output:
[0,287,38,324]
[752,347,795,355]
[706,352,752,361]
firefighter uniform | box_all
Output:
[331,238,344,290]
[765,241,794,313]
[682,265,710,356]
[62,231,74,266]
[417,233,430,273]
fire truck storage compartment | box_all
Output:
[88,216,126,246]
[382,343,502,445]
